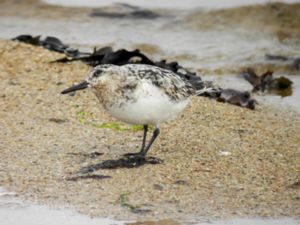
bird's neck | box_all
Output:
[92,76,124,110]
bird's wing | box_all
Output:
[124,64,196,101]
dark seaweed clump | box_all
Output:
[217,89,256,110]
[12,35,79,55]
[89,3,159,19]
[12,34,256,109]
[242,68,293,97]
[266,54,300,70]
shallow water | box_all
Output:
[207,74,300,112]
[1,18,300,75]
[1,188,299,225]
[0,187,125,225]
[43,0,300,9]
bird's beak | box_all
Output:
[61,81,89,94]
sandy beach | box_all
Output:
[0,39,299,222]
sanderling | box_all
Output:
[62,64,203,159]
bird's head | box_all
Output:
[61,64,116,94]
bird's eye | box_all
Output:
[93,70,102,78]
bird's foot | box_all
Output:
[123,152,145,158]
[122,152,163,167]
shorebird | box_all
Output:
[62,64,204,159]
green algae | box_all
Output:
[118,193,151,214]
[76,111,144,132]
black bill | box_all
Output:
[61,81,89,94]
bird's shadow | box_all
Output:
[66,174,112,181]
[78,155,163,174]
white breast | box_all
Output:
[107,80,190,126]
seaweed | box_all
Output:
[12,35,41,45]
[12,35,78,55]
[217,89,256,110]
[118,193,152,214]
[89,3,159,19]
[265,54,300,70]
[76,111,144,131]
[241,68,293,96]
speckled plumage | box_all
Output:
[88,64,196,101]
[84,64,197,125]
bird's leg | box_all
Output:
[123,125,148,157]
[124,126,160,158]
[140,125,148,152]
[138,127,160,157]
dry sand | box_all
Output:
[0,40,300,222]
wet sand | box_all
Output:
[186,2,300,39]
[0,40,300,221]
[2,186,299,225]
[0,0,90,18]
[2,0,300,75]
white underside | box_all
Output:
[107,81,190,126]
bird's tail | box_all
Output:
[195,81,222,98]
